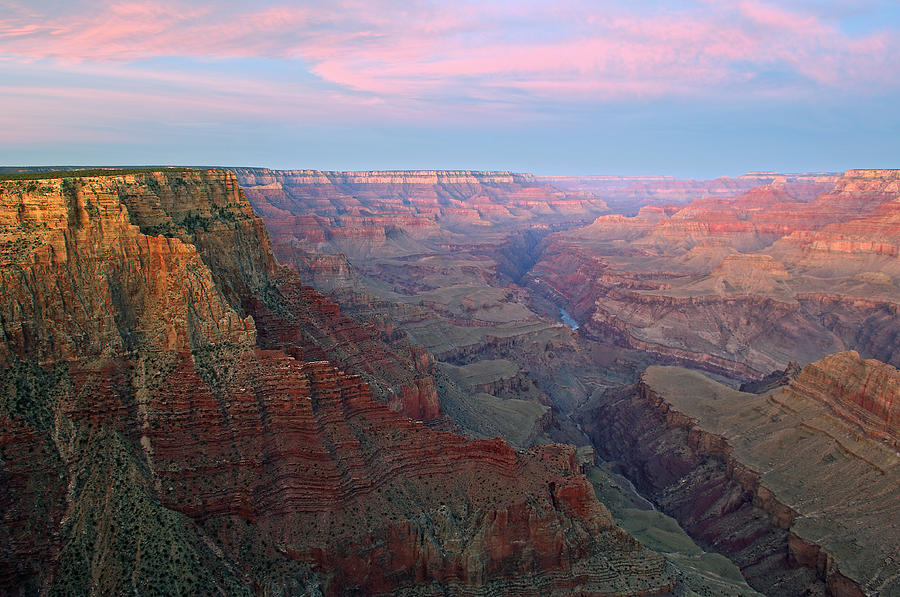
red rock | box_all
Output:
[787,351,900,448]
[232,168,610,270]
[527,170,900,378]
[0,170,674,596]
[537,172,837,212]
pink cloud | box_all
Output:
[737,1,829,36]
[296,2,898,101]
[0,0,896,109]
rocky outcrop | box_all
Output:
[740,361,801,393]
[787,351,900,448]
[0,171,259,363]
[0,170,676,596]
[578,361,900,596]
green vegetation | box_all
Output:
[192,344,247,398]
[0,236,42,261]
[214,203,239,222]
[180,212,210,233]
[139,222,177,237]
[0,361,70,431]
[0,167,206,182]
[51,426,250,596]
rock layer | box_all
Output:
[0,171,259,362]
[537,172,837,213]
[787,351,900,448]
[232,168,609,263]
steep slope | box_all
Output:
[578,354,900,596]
[0,170,675,596]
[233,168,609,267]
[787,351,899,448]
[0,170,259,362]
[234,168,608,224]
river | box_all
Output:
[559,307,579,330]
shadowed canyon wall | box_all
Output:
[578,354,900,596]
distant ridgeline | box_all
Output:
[0,167,209,181]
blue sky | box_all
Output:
[1,0,898,176]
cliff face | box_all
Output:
[787,351,900,448]
[537,172,837,213]
[0,170,441,422]
[578,357,900,597]
[234,169,538,186]
[232,168,564,222]
[0,171,260,363]
[0,171,675,596]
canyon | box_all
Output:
[537,173,837,214]
[0,170,674,595]
[527,170,900,379]
[579,353,899,596]
[233,167,900,596]
[2,166,898,596]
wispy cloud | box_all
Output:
[1,0,897,104]
[0,0,898,169]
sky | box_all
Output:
[1,0,899,176]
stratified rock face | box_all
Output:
[0,171,674,596]
[787,351,900,448]
[237,169,539,186]
[233,168,554,223]
[578,359,900,597]
[0,171,260,362]
[528,171,900,379]
[0,171,442,422]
